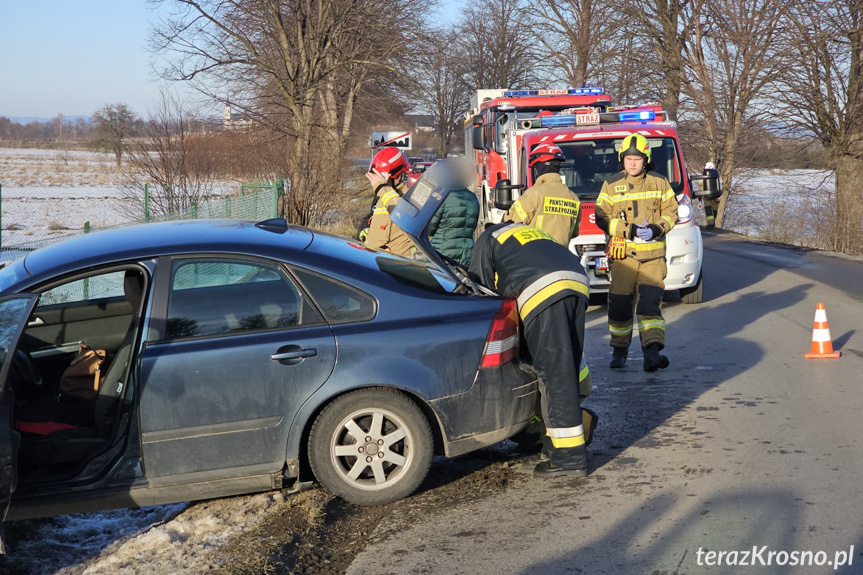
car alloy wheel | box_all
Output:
[308,388,433,505]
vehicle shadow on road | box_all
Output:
[518,489,863,574]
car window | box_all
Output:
[293,268,376,323]
[38,270,127,306]
[166,259,318,339]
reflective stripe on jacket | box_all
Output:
[365,181,414,257]
[468,223,589,325]
[594,171,678,261]
[505,173,582,246]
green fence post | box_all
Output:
[145,183,150,223]
[225,195,231,218]
[275,178,284,217]
[84,221,91,234]
[191,202,197,219]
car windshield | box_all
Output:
[556,137,683,200]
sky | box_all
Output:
[0,0,464,121]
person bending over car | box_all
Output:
[364,147,415,257]
[468,223,596,477]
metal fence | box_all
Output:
[0,181,282,264]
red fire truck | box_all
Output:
[464,88,721,303]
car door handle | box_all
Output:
[271,348,317,361]
[27,316,44,327]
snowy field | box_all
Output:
[0,148,132,250]
[0,148,840,573]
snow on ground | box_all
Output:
[0,148,841,573]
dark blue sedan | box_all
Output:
[0,160,537,537]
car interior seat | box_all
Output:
[14,269,146,473]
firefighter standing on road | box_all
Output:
[469,223,595,477]
[504,143,582,246]
[595,133,678,371]
[364,147,415,257]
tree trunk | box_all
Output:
[832,151,863,254]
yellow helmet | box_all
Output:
[618,133,651,161]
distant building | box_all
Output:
[223,105,255,130]
[406,114,435,133]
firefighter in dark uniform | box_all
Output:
[504,143,582,246]
[469,222,594,477]
[595,133,678,371]
[364,147,415,257]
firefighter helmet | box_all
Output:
[369,147,410,179]
[528,143,565,168]
[618,133,651,161]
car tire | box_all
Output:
[308,388,433,506]
[680,272,703,304]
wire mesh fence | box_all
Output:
[0,181,282,264]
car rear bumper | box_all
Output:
[427,361,538,458]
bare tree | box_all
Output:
[773,0,863,254]
[679,0,789,228]
[457,0,539,91]
[120,90,218,219]
[149,0,420,226]
[92,103,139,165]
[522,0,621,89]
[408,29,467,157]
[626,0,687,120]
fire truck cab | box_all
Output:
[465,89,721,303]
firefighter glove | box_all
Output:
[606,236,626,260]
[635,222,654,241]
[359,227,369,242]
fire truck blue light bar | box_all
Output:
[539,115,579,127]
[618,110,656,122]
[502,88,605,97]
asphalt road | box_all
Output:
[346,232,863,575]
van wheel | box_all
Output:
[680,273,703,304]
[308,388,433,506]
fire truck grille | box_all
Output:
[575,244,604,257]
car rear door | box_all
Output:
[137,256,336,483]
[0,294,38,549]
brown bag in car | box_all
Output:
[60,344,106,400]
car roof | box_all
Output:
[18,219,314,282]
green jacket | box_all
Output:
[429,188,480,267]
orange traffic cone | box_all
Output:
[804,303,841,359]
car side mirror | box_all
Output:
[690,168,721,200]
[493,179,525,211]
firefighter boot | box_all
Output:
[610,347,628,369]
[534,444,588,478]
[582,408,599,446]
[521,435,552,469]
[643,343,670,372]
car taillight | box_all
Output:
[677,194,693,225]
[480,297,519,368]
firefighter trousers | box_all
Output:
[608,257,667,350]
[523,295,588,469]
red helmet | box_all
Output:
[370,147,410,179]
[528,143,565,168]
[536,110,554,118]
